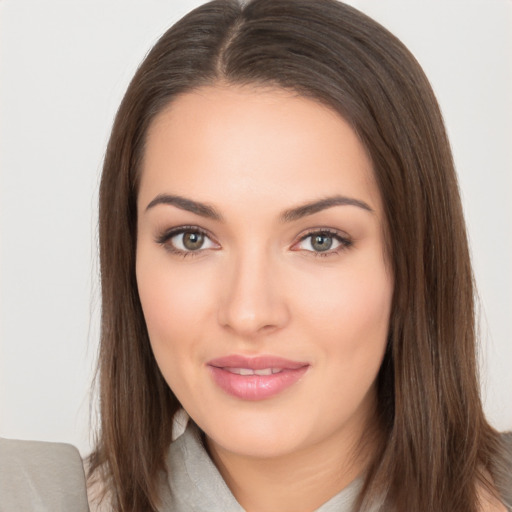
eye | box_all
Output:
[293,230,352,255]
[156,226,219,255]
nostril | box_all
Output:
[216,258,291,336]
[217,298,289,337]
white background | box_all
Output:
[1,1,511,456]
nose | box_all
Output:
[217,249,290,338]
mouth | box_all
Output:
[207,355,309,401]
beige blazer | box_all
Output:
[0,437,89,512]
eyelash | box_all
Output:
[155,226,353,258]
[155,226,218,258]
[294,228,353,258]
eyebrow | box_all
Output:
[280,195,374,222]
[145,193,373,222]
[146,194,223,221]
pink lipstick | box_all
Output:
[207,355,309,401]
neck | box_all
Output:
[206,422,378,512]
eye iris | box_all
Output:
[312,234,333,252]
[183,232,204,250]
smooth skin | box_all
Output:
[136,84,394,512]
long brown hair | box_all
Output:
[89,1,507,510]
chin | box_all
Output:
[195,405,316,459]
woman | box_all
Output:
[87,0,512,511]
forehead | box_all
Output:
[139,84,381,214]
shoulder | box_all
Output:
[478,432,512,512]
[0,437,89,511]
[497,432,512,510]
[500,431,512,463]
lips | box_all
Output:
[207,355,309,401]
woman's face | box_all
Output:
[136,85,393,461]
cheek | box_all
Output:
[298,263,392,427]
[135,250,215,379]
[297,259,392,337]
[294,256,393,378]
